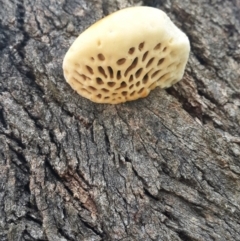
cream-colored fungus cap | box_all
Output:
[63,6,190,104]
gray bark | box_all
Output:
[0,0,240,240]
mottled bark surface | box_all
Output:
[0,0,240,240]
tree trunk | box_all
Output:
[0,0,240,240]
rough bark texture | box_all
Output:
[0,0,240,240]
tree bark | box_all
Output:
[0,0,240,240]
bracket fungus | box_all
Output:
[63,6,190,104]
